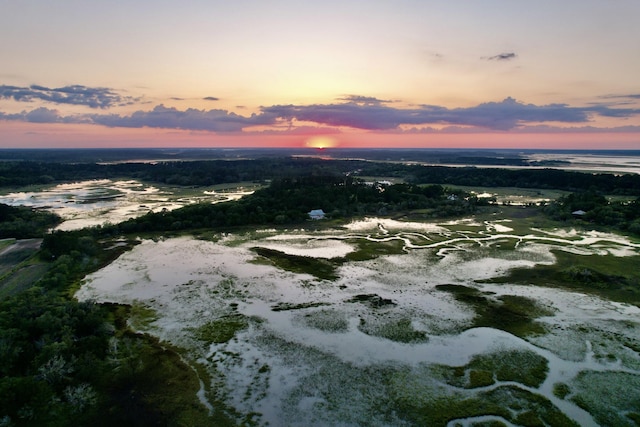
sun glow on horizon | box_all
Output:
[304,136,339,149]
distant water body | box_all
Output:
[0,148,639,174]
[523,151,640,175]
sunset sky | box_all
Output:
[1,1,640,149]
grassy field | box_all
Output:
[0,239,48,298]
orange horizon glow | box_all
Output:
[0,121,638,150]
[304,136,340,149]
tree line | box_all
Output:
[85,176,482,237]
[0,204,61,239]
[544,191,640,234]
[2,157,640,195]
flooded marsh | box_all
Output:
[0,179,260,231]
[76,217,640,426]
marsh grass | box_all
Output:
[298,309,349,333]
[435,349,548,389]
[192,314,249,344]
[345,237,407,261]
[251,246,340,280]
[271,301,330,311]
[469,350,548,388]
[484,250,640,306]
[553,382,571,399]
[392,384,577,427]
[436,284,554,337]
[102,333,220,427]
[570,371,640,427]
[100,304,235,426]
[128,302,158,332]
[358,316,429,343]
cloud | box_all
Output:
[90,104,276,132]
[337,95,391,105]
[599,93,640,102]
[203,96,220,101]
[0,84,137,108]
[435,97,588,130]
[0,107,92,124]
[262,97,640,131]
[2,97,639,133]
[486,52,517,61]
[24,107,63,123]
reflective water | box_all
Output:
[77,220,640,426]
[0,179,256,230]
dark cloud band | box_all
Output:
[1,97,639,132]
[0,84,137,109]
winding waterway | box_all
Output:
[76,218,640,426]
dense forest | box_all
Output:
[544,191,640,234]
[0,204,61,239]
[2,157,640,194]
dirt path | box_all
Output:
[0,238,42,258]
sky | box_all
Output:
[1,0,640,149]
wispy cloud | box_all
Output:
[203,96,220,101]
[485,52,517,61]
[0,84,138,108]
[2,97,639,132]
[599,93,640,101]
[337,95,391,105]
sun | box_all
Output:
[304,136,339,150]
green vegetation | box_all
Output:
[477,350,547,388]
[0,239,47,298]
[434,349,549,389]
[0,263,49,299]
[271,301,330,312]
[299,309,349,333]
[127,302,158,332]
[553,382,571,399]
[2,153,640,426]
[0,203,61,239]
[0,213,231,426]
[390,383,578,427]
[484,251,640,306]
[3,155,640,196]
[545,191,640,234]
[0,290,228,427]
[192,314,249,344]
[436,285,555,337]
[345,237,407,261]
[346,293,397,308]
[107,176,480,234]
[570,371,640,427]
[358,317,428,343]
[252,246,340,280]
